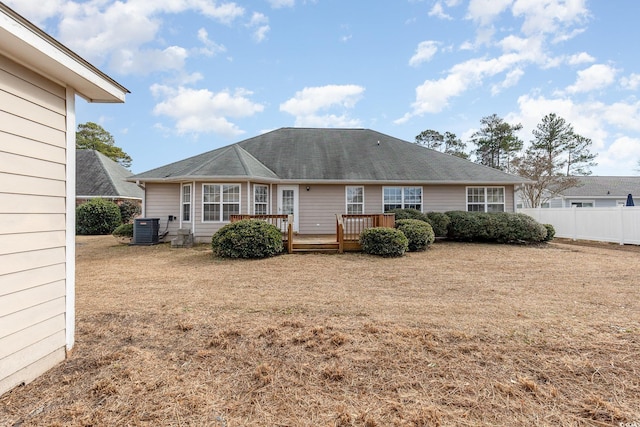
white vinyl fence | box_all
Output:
[519,206,640,245]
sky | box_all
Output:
[7,0,640,175]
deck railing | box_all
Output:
[336,213,395,252]
[229,214,294,253]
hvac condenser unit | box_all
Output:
[133,218,160,245]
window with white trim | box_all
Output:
[467,187,505,212]
[254,184,268,215]
[181,184,191,222]
[570,201,594,208]
[203,184,240,222]
[346,186,364,214]
[383,187,422,212]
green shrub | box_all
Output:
[445,211,547,244]
[118,200,141,224]
[425,212,450,238]
[543,224,555,242]
[395,219,435,251]
[76,198,122,235]
[112,223,134,237]
[360,227,408,257]
[386,208,429,222]
[211,219,283,259]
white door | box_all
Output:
[278,185,299,232]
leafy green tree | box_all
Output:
[470,114,523,172]
[443,131,469,159]
[76,122,132,168]
[514,113,597,207]
[415,129,444,150]
[415,129,468,159]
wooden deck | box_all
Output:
[230,214,395,254]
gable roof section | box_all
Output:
[554,176,640,198]
[0,3,128,102]
[76,150,143,199]
[132,128,530,184]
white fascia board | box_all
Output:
[0,5,128,103]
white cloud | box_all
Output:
[196,28,227,56]
[268,0,295,8]
[512,0,589,38]
[491,68,524,95]
[621,73,640,91]
[567,52,595,65]
[429,2,452,20]
[466,0,512,26]
[247,12,270,42]
[280,84,365,127]
[7,0,245,75]
[599,136,640,175]
[409,41,439,67]
[111,46,189,75]
[151,85,264,137]
[564,64,618,94]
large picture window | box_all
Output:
[203,184,240,222]
[254,185,269,215]
[346,186,364,214]
[383,187,422,212]
[181,184,191,222]
[467,187,505,212]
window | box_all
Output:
[346,186,364,214]
[466,187,505,212]
[254,185,268,215]
[203,184,240,222]
[181,184,191,222]
[571,201,594,208]
[383,187,422,212]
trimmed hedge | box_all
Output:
[445,211,548,243]
[426,212,450,238]
[386,208,450,238]
[76,198,122,235]
[386,208,428,222]
[211,219,284,259]
[543,224,555,242]
[395,219,435,251]
[360,227,408,257]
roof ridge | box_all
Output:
[91,150,119,194]
[232,145,279,178]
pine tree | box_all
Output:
[76,122,132,168]
[470,114,523,172]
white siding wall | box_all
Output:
[0,54,68,395]
[143,183,181,239]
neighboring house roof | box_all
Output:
[0,3,129,102]
[132,128,530,184]
[552,176,640,198]
[77,150,143,200]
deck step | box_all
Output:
[292,242,340,254]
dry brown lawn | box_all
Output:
[2,236,639,426]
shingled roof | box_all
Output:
[132,128,530,184]
[554,176,640,197]
[77,150,143,200]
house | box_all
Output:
[528,176,640,208]
[131,128,530,243]
[76,149,143,206]
[547,176,639,208]
[0,3,128,395]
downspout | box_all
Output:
[65,87,76,351]
[247,181,251,214]
[270,183,273,214]
[192,180,196,237]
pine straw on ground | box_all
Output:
[2,237,639,427]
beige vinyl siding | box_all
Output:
[143,183,181,239]
[194,182,248,241]
[298,185,345,234]
[0,54,68,395]
[424,185,467,212]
